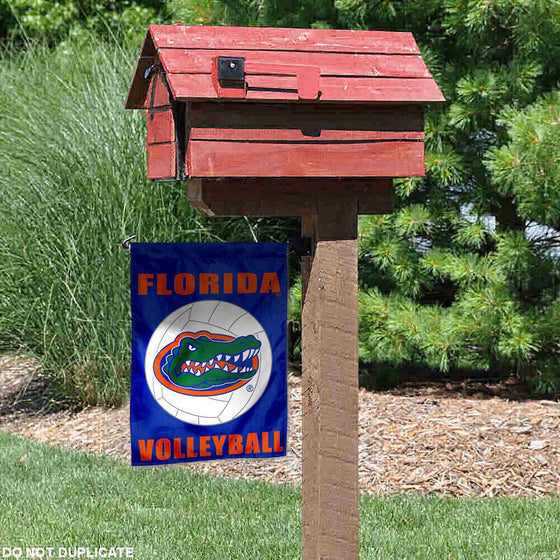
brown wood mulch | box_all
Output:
[1,353,560,497]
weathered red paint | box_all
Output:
[147,142,176,180]
[125,24,444,182]
[146,110,174,144]
[144,72,171,109]
[149,25,421,55]
[186,140,424,178]
[158,49,432,78]
[168,74,443,104]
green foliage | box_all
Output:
[166,0,337,28]
[1,1,162,46]
[485,92,560,228]
[0,41,185,405]
[288,276,302,323]
[348,0,559,396]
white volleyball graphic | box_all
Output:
[145,300,272,426]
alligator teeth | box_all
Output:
[185,360,192,366]
[232,367,239,373]
[214,364,221,369]
[224,354,231,361]
[242,350,250,361]
[189,368,195,374]
[208,360,214,367]
[216,354,223,361]
[234,354,240,362]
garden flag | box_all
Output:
[130,243,288,466]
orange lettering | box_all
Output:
[260,273,281,294]
[138,274,154,296]
[174,438,185,459]
[273,431,284,453]
[155,438,171,461]
[245,432,260,454]
[186,437,198,458]
[138,439,154,461]
[200,273,220,294]
[212,435,226,456]
[223,273,233,294]
[238,273,257,294]
[200,436,211,457]
[156,274,172,295]
[228,434,244,455]
[174,273,195,295]
[261,432,272,453]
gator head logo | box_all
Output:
[153,331,261,396]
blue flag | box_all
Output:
[130,243,288,466]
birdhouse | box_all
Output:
[125,24,444,216]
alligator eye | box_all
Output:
[188,344,196,352]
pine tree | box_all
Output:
[168,0,560,395]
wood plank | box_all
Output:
[169,74,445,103]
[159,49,431,78]
[302,228,359,559]
[146,72,172,108]
[186,178,393,216]
[188,102,424,133]
[357,182,394,214]
[147,142,176,180]
[150,24,420,55]
[189,128,424,142]
[147,110,175,144]
[187,140,424,177]
[124,31,156,109]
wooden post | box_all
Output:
[187,179,388,558]
[302,195,359,560]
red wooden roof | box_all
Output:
[125,24,444,109]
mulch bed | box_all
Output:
[1,353,560,497]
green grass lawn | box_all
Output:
[1,431,559,560]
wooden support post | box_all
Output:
[302,195,359,560]
[187,176,388,559]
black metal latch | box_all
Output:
[217,56,245,88]
[288,237,313,258]
[213,56,320,99]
